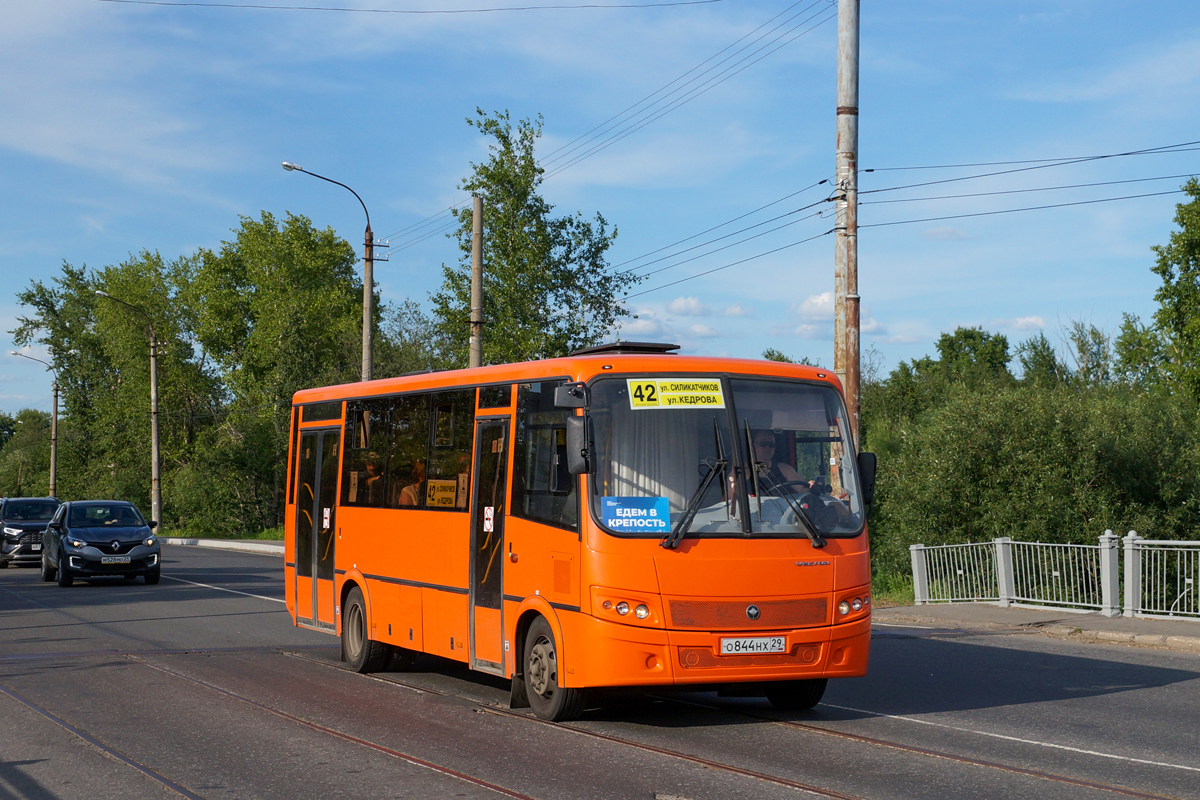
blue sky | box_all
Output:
[3,0,1198,413]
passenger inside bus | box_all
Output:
[398,460,426,507]
[364,453,385,505]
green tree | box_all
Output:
[431,109,640,366]
[1149,178,1200,396]
[1015,332,1066,386]
[0,409,51,496]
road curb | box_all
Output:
[162,537,284,555]
[1041,625,1200,652]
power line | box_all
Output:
[612,179,830,269]
[861,141,1200,197]
[625,229,833,299]
[542,0,830,170]
[863,140,1200,172]
[542,0,814,163]
[860,189,1184,229]
[99,0,724,12]
[860,172,1198,206]
[631,205,828,278]
[543,5,836,178]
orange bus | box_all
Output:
[285,342,876,720]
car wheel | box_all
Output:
[144,568,161,585]
[341,586,388,673]
[41,552,56,582]
[56,559,74,588]
[0,559,8,569]
[765,678,827,711]
[525,617,586,721]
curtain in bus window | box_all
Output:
[512,381,578,531]
[426,390,475,510]
[387,394,430,509]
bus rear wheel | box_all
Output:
[765,678,827,710]
[342,586,388,673]
[525,617,585,721]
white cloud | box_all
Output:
[861,318,888,335]
[798,291,834,320]
[793,323,830,340]
[923,226,969,241]
[723,303,750,317]
[689,324,720,338]
[668,296,711,316]
[1010,316,1045,331]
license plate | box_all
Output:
[31,544,41,551]
[101,555,131,564]
[720,635,786,655]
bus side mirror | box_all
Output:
[565,416,591,474]
[554,382,588,409]
[857,451,877,513]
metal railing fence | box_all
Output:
[1124,534,1200,619]
[911,541,998,603]
[911,531,1123,616]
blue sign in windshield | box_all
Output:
[601,496,670,533]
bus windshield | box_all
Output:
[588,376,866,539]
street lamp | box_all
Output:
[282,161,376,381]
[95,290,161,528]
[10,351,59,498]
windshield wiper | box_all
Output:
[662,419,728,550]
[744,420,826,548]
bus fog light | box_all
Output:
[851,598,863,612]
[838,601,851,616]
[616,602,630,616]
[863,595,870,606]
[635,604,649,619]
[602,600,612,610]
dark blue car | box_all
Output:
[42,500,161,586]
[0,497,61,568]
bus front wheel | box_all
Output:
[342,586,388,673]
[524,617,585,722]
[765,678,827,710]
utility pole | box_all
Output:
[148,332,161,526]
[469,196,484,369]
[833,0,861,446]
[363,223,374,381]
[49,379,58,498]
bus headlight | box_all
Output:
[838,601,851,616]
[635,604,650,619]
[851,598,863,612]
[615,602,630,616]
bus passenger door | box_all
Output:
[469,419,508,675]
[295,428,340,631]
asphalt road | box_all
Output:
[1,545,1197,800]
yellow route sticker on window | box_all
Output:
[426,479,459,507]
[627,378,724,409]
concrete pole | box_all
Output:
[149,332,161,528]
[49,380,58,498]
[469,196,484,369]
[363,224,374,382]
[833,0,861,445]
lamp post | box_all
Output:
[95,290,161,528]
[282,161,375,382]
[10,351,58,498]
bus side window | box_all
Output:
[341,399,390,507]
[512,381,579,532]
[387,393,430,510]
[426,389,475,510]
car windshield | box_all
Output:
[69,504,144,528]
[588,376,865,539]
[3,500,59,521]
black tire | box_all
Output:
[57,558,74,588]
[765,678,827,711]
[525,617,586,721]
[41,552,56,582]
[0,559,8,569]
[342,586,388,673]
[125,573,139,581]
[144,568,161,585]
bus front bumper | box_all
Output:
[561,613,871,689]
